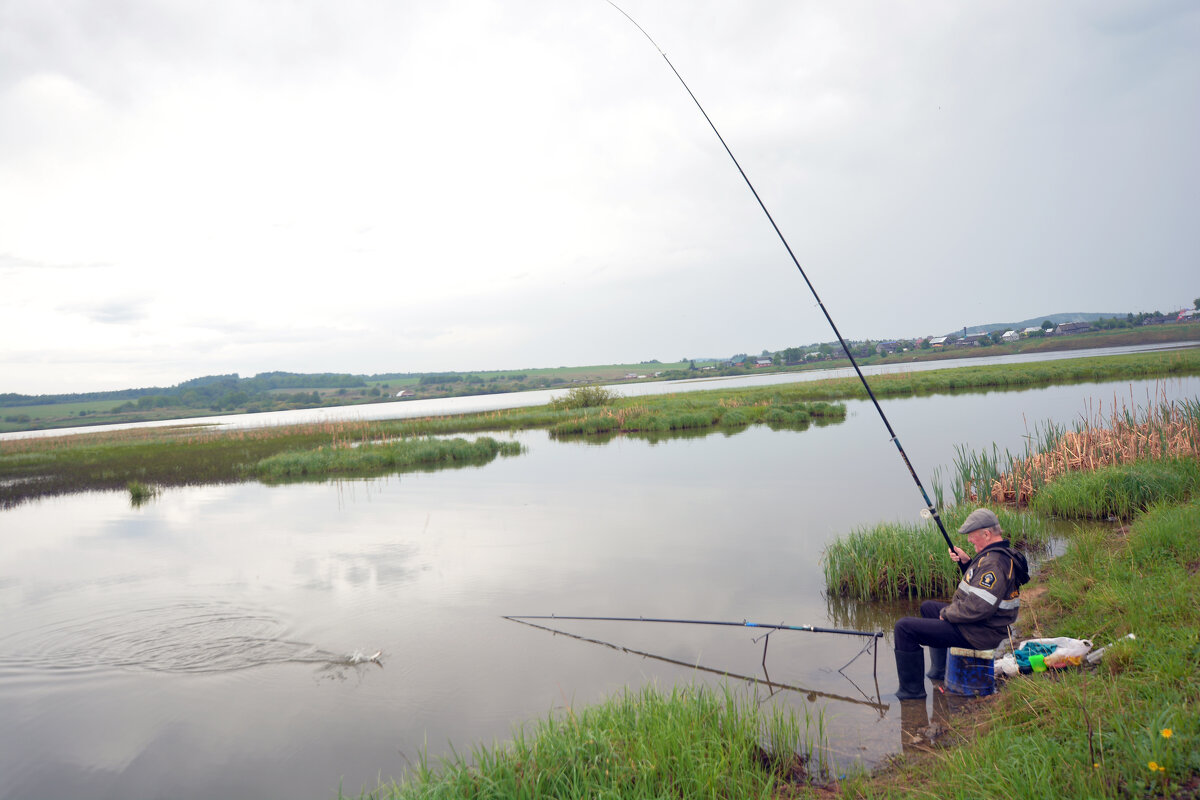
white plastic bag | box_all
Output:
[1017,636,1093,667]
[994,653,1019,676]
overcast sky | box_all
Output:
[2,1,1197,394]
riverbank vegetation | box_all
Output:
[356,685,823,800]
[4,350,1199,509]
[822,394,1200,602]
[964,396,1200,507]
[821,507,1053,602]
[851,498,1200,799]
[254,437,524,482]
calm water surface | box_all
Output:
[1,375,1198,799]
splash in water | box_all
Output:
[0,602,384,675]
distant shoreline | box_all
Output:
[2,322,1197,435]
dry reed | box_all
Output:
[989,394,1200,506]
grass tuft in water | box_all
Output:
[822,506,1051,601]
[126,479,158,506]
[253,437,523,481]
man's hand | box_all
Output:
[948,546,970,564]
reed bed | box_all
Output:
[0,419,526,508]
[822,506,1052,601]
[546,396,844,438]
[254,437,523,481]
[355,684,829,800]
[3,351,1196,508]
[960,396,1200,509]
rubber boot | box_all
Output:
[894,649,927,700]
[926,647,947,681]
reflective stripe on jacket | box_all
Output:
[941,540,1023,649]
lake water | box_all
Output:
[1,373,1198,799]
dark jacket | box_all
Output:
[941,540,1030,649]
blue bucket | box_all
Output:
[945,647,995,696]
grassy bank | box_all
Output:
[823,395,1199,602]
[352,685,824,800]
[953,395,1200,508]
[1030,457,1200,519]
[849,498,1200,799]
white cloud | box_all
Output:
[1,0,1197,393]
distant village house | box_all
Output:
[1054,322,1093,335]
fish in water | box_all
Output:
[347,650,383,665]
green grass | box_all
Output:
[821,506,1053,601]
[547,392,845,438]
[254,437,523,481]
[847,499,1200,798]
[0,387,848,507]
[2,399,127,420]
[126,479,159,506]
[347,684,826,800]
[4,349,1198,508]
[1030,457,1200,519]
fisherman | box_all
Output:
[893,508,1029,700]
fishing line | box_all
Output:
[604,1,963,567]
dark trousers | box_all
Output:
[894,600,972,652]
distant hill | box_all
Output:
[956,312,1124,337]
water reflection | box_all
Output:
[1,376,1198,800]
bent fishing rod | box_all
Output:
[605,2,964,570]
[504,615,882,639]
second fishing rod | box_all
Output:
[606,2,964,571]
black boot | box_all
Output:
[926,647,947,681]
[895,649,927,700]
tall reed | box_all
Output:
[960,394,1200,507]
[822,507,1051,601]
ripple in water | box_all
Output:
[0,602,381,674]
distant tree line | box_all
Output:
[0,372,367,410]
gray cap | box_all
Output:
[958,508,1001,535]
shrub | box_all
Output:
[550,385,619,410]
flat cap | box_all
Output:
[958,508,1001,535]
